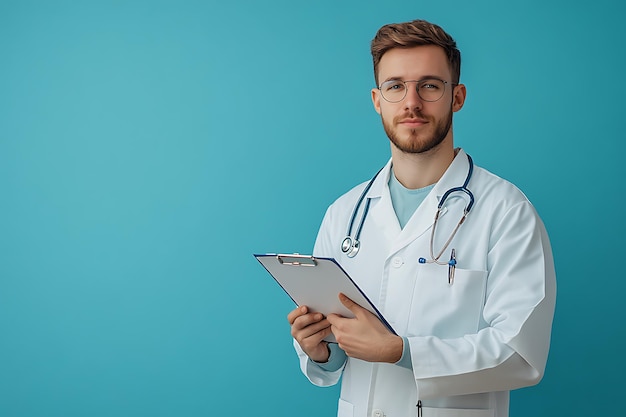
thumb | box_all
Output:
[338,292,362,314]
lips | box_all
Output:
[399,118,428,127]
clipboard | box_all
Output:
[254,253,395,342]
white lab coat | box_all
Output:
[295,149,556,417]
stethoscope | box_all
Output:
[341,154,475,283]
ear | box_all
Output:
[371,87,382,114]
[452,83,467,112]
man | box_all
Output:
[287,19,556,417]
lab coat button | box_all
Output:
[391,257,403,268]
[372,409,385,417]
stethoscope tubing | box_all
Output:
[342,154,475,260]
[344,167,382,240]
[341,167,384,257]
[436,154,474,213]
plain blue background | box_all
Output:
[1,0,624,416]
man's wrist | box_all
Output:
[311,342,331,364]
[315,343,347,371]
[384,335,404,363]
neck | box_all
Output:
[390,141,456,189]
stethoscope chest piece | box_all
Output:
[341,236,360,258]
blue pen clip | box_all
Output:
[448,249,456,285]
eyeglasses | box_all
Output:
[378,78,454,103]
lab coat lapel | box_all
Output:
[390,191,441,254]
[365,160,403,245]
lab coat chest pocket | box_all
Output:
[408,263,488,338]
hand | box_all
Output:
[287,305,332,363]
[327,293,403,363]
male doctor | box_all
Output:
[287,19,556,417]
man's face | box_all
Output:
[371,45,465,154]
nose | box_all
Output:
[403,81,423,111]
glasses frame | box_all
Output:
[377,78,457,103]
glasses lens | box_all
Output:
[380,80,406,103]
[379,79,447,103]
[417,79,446,102]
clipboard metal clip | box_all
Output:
[277,254,317,267]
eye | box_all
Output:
[419,79,443,90]
[383,81,405,92]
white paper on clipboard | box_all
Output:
[254,253,395,342]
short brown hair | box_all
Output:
[370,19,461,85]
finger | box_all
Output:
[292,312,327,332]
[311,326,333,344]
[296,326,333,359]
[303,323,333,343]
[287,305,308,325]
[326,313,346,325]
[292,317,331,340]
[326,313,339,321]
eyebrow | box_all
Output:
[381,74,446,83]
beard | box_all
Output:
[382,106,453,154]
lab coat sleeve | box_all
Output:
[408,201,556,399]
[293,206,347,387]
[294,340,346,387]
